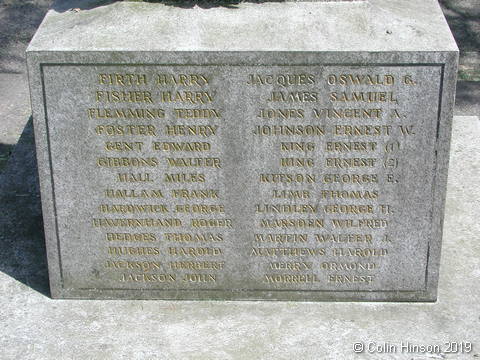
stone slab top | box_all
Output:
[27,0,458,53]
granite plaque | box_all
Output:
[27,0,458,301]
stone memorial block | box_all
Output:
[27,0,458,301]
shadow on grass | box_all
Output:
[439,0,480,54]
[0,118,50,296]
[0,143,15,173]
[0,0,52,72]
[455,81,480,116]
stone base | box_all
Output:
[27,0,458,301]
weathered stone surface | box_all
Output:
[27,0,458,301]
[1,115,478,360]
